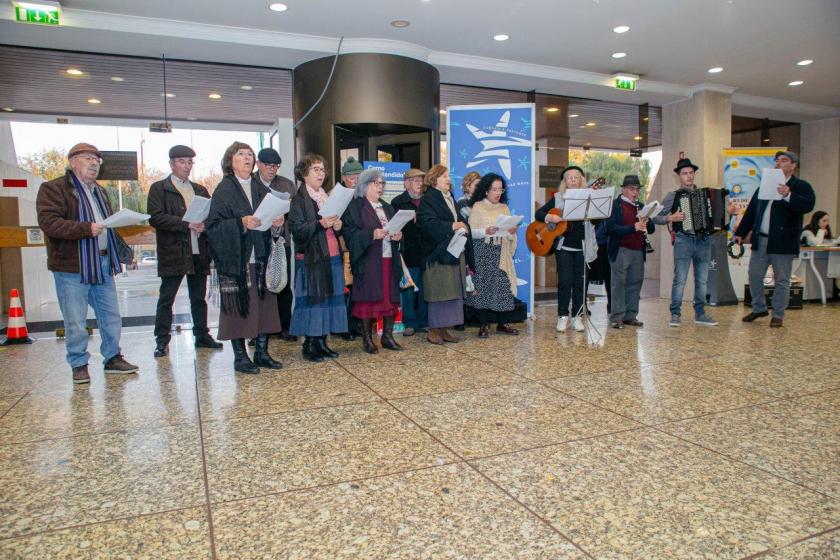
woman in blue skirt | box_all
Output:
[288,154,348,362]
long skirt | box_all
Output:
[352,257,399,319]
[290,255,348,337]
[428,298,463,328]
[217,264,281,341]
[466,240,515,313]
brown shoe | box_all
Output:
[104,354,139,374]
[496,323,519,335]
[426,328,444,345]
[623,319,644,327]
[440,328,459,343]
[478,325,490,339]
[742,311,769,322]
[72,364,90,384]
[770,317,783,328]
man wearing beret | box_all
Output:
[734,151,815,327]
[338,156,364,340]
[36,142,138,384]
[148,145,222,357]
[253,147,297,341]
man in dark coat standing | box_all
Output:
[253,147,297,341]
[148,145,222,357]
[734,150,815,327]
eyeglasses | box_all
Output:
[74,154,102,164]
[373,180,387,186]
[261,163,280,169]
[489,187,505,193]
[310,166,326,173]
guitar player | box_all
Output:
[535,166,599,333]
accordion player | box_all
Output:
[673,188,729,235]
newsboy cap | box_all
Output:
[774,150,799,164]
[257,148,282,165]
[67,143,101,159]
[169,145,196,159]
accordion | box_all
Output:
[675,188,728,236]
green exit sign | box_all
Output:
[14,4,61,26]
[615,78,637,91]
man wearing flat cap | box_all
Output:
[253,147,297,341]
[734,150,815,327]
[391,168,429,336]
[653,157,719,327]
[36,142,139,384]
[337,156,365,340]
[147,145,222,357]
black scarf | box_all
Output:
[289,184,333,304]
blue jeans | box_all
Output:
[400,266,428,330]
[670,233,711,318]
[748,235,793,319]
[53,255,122,368]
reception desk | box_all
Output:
[793,246,840,304]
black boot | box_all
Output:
[302,336,324,362]
[253,334,282,369]
[231,338,259,374]
[361,318,379,354]
[380,316,403,351]
[315,336,339,358]
[153,339,168,358]
[194,333,223,349]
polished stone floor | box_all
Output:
[0,299,838,559]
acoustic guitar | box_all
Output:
[525,177,606,256]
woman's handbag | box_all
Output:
[266,236,288,293]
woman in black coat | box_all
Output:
[206,141,284,374]
[342,169,404,354]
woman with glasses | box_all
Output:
[416,164,469,344]
[287,154,348,361]
[341,169,404,354]
[456,171,481,220]
[206,141,284,374]
[466,173,520,338]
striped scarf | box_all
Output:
[69,170,120,284]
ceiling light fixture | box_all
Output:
[788,80,803,86]
[439,110,446,114]
[2,107,13,112]
[642,116,649,121]
[634,135,643,140]
[87,98,101,104]
[241,85,253,90]
[110,76,124,82]
[613,25,630,34]
[65,68,84,76]
[569,113,579,118]
[708,67,723,73]
[208,92,222,99]
[161,92,176,98]
[390,20,410,28]
[796,59,813,66]
[268,3,288,12]
[585,122,597,127]
[493,34,509,41]
[611,52,627,59]
[546,107,559,112]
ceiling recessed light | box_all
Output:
[708,67,724,73]
[788,80,804,86]
[634,135,643,140]
[613,25,630,34]
[493,34,509,41]
[208,92,222,99]
[611,52,626,59]
[161,92,176,98]
[642,116,649,121]
[546,107,560,112]
[569,113,579,118]
[579,125,586,129]
[439,110,446,115]
[187,117,197,121]
[796,59,813,66]
[241,85,253,90]
[110,76,124,82]
[268,3,288,12]
[390,20,410,28]
[65,68,84,76]
[2,107,13,112]
[585,122,597,127]
[87,98,101,104]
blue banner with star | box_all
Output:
[447,103,536,315]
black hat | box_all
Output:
[673,158,699,174]
[169,145,196,159]
[561,166,585,180]
[258,148,282,165]
[621,174,642,188]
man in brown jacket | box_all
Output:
[36,142,138,384]
[148,145,222,357]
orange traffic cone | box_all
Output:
[1,288,34,345]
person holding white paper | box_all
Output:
[391,168,429,336]
[417,164,469,344]
[735,151,816,327]
[148,144,221,358]
[206,142,285,374]
[466,173,520,338]
[288,154,348,361]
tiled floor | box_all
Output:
[0,299,838,559]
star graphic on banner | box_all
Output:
[517,157,529,170]
[520,117,532,132]
[482,166,491,175]
[459,148,468,159]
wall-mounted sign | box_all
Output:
[615,78,636,91]
[26,228,44,245]
[13,1,60,26]
[630,148,643,158]
[538,165,565,189]
[2,178,28,188]
[98,151,139,181]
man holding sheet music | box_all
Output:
[148,145,222,357]
[734,150,815,328]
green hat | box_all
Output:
[341,157,363,176]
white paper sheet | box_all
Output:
[253,195,291,231]
[318,183,355,217]
[758,168,786,201]
[494,214,524,230]
[638,200,663,220]
[562,188,614,221]
[181,196,211,223]
[271,190,290,200]
[447,229,468,258]
[384,209,416,235]
[102,208,150,228]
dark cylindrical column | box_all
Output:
[293,53,440,185]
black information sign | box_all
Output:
[98,151,139,181]
[539,165,565,189]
